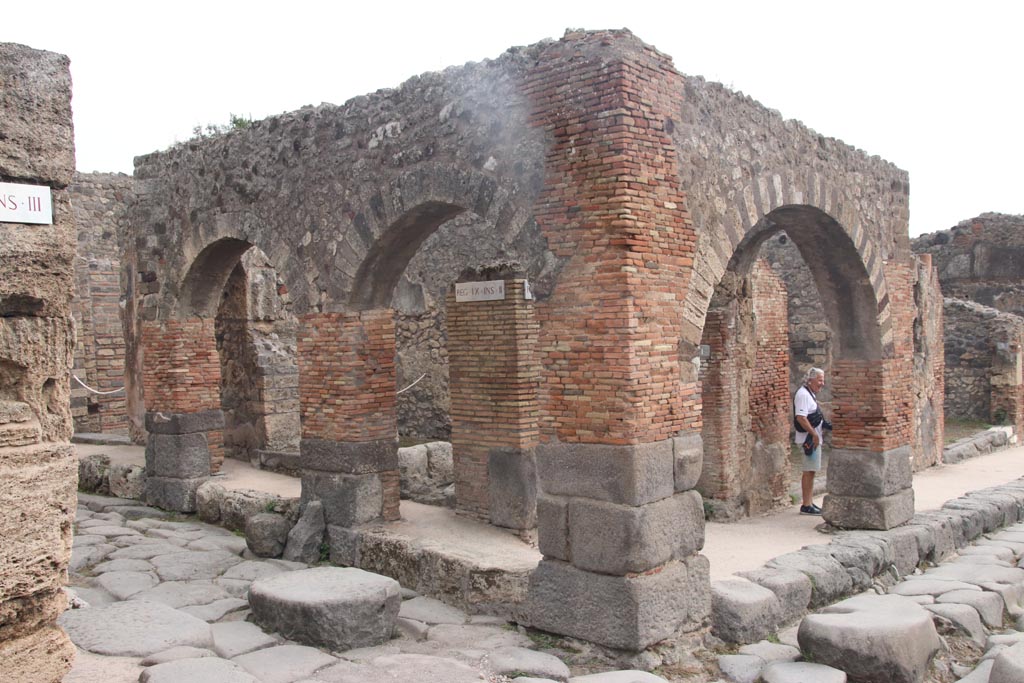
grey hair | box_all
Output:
[804,367,825,382]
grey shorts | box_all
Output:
[802,444,821,472]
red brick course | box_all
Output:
[448,279,539,521]
[525,31,698,446]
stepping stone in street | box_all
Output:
[139,657,258,683]
[249,566,400,651]
[799,593,940,683]
[59,600,212,656]
[231,643,337,683]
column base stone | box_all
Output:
[524,556,710,651]
[144,475,208,512]
[823,488,914,530]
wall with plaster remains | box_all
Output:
[69,172,133,435]
[0,42,78,682]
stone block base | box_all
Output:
[826,446,912,497]
[823,488,914,530]
[524,556,710,651]
[145,475,207,512]
[302,470,383,527]
[488,447,537,531]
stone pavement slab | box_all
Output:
[150,548,244,580]
[59,600,213,656]
[129,580,231,608]
[231,643,337,683]
[211,620,279,658]
[139,656,259,683]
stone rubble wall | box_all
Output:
[913,214,1024,436]
[942,298,1024,430]
[0,42,78,683]
[69,172,133,435]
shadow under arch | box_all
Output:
[177,237,255,319]
[727,204,884,361]
[348,201,466,311]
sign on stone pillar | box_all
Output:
[0,181,53,224]
[448,279,539,531]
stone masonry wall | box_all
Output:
[913,213,1024,316]
[69,172,133,435]
[913,213,1024,434]
[0,42,78,682]
[943,298,1024,430]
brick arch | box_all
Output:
[344,162,535,311]
[177,237,254,318]
[683,198,890,361]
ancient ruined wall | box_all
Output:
[0,42,78,682]
[913,255,944,469]
[943,298,1024,431]
[912,214,1024,435]
[698,261,790,520]
[215,248,298,463]
[913,213,1024,315]
[69,172,133,435]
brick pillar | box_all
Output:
[298,309,399,534]
[823,357,914,529]
[447,278,540,531]
[522,31,708,651]
[141,318,224,511]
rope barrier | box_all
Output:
[72,373,126,396]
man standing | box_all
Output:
[794,367,828,515]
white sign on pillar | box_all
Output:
[455,280,506,303]
[0,182,53,225]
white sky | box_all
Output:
[4,0,1021,236]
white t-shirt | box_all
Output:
[794,385,822,445]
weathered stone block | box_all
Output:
[736,567,812,625]
[220,488,283,532]
[525,556,710,651]
[488,447,537,530]
[826,446,912,497]
[673,432,703,491]
[245,513,292,558]
[283,501,326,564]
[0,448,76,599]
[108,462,145,500]
[536,493,569,561]
[799,594,940,683]
[0,399,32,424]
[0,44,75,185]
[0,624,75,683]
[196,481,226,524]
[711,577,783,644]
[327,524,361,567]
[567,491,704,575]
[301,438,398,474]
[78,453,111,494]
[145,432,211,479]
[145,409,225,435]
[535,440,674,506]
[302,470,383,527]
[823,488,915,530]
[249,567,400,651]
[144,475,207,512]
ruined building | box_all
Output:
[913,213,1024,437]
[0,43,79,681]
[37,28,946,652]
